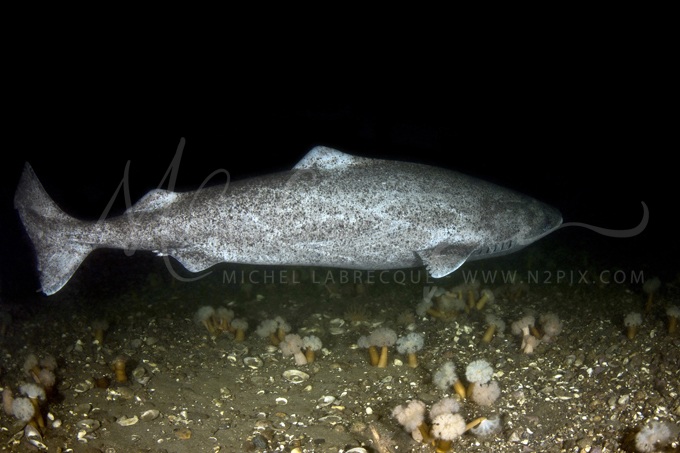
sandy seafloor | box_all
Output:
[1,236,679,453]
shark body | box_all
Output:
[14,146,562,295]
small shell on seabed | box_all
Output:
[25,424,47,450]
[107,386,135,400]
[275,397,288,405]
[8,430,24,445]
[282,369,309,383]
[345,449,368,453]
[233,343,249,356]
[318,415,343,425]
[141,409,160,421]
[316,395,336,407]
[116,415,139,426]
[74,380,94,393]
[77,419,101,433]
[174,427,192,440]
[329,318,346,335]
[243,356,263,369]
[77,430,90,442]
[72,403,92,416]
[132,366,149,385]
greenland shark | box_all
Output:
[14,145,562,295]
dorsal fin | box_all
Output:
[293,146,372,170]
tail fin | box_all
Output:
[14,163,94,295]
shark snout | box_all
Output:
[534,204,562,239]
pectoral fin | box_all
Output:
[417,243,476,278]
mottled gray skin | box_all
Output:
[14,146,562,295]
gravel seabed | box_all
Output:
[1,247,678,453]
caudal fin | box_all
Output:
[14,163,94,295]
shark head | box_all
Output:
[468,198,563,261]
[517,199,563,246]
[418,194,563,279]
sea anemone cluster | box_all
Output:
[254,316,323,365]
[91,319,109,344]
[416,284,491,320]
[623,305,680,339]
[642,277,661,312]
[279,333,323,365]
[509,312,562,354]
[431,412,467,452]
[433,289,467,318]
[433,359,501,406]
[231,318,249,342]
[194,305,248,340]
[343,303,372,325]
[459,281,481,310]
[3,354,59,439]
[538,313,562,341]
[392,397,500,451]
[357,327,397,368]
[624,312,643,340]
[465,359,501,406]
[432,361,467,400]
[396,332,425,368]
[475,288,495,310]
[464,359,494,387]
[511,314,540,354]
[470,415,502,437]
[279,334,307,365]
[392,399,430,442]
[18,383,46,431]
[22,354,57,394]
[416,285,464,320]
[256,316,291,346]
[633,419,678,452]
[415,286,447,318]
[482,314,506,343]
[358,328,425,368]
[111,355,129,383]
